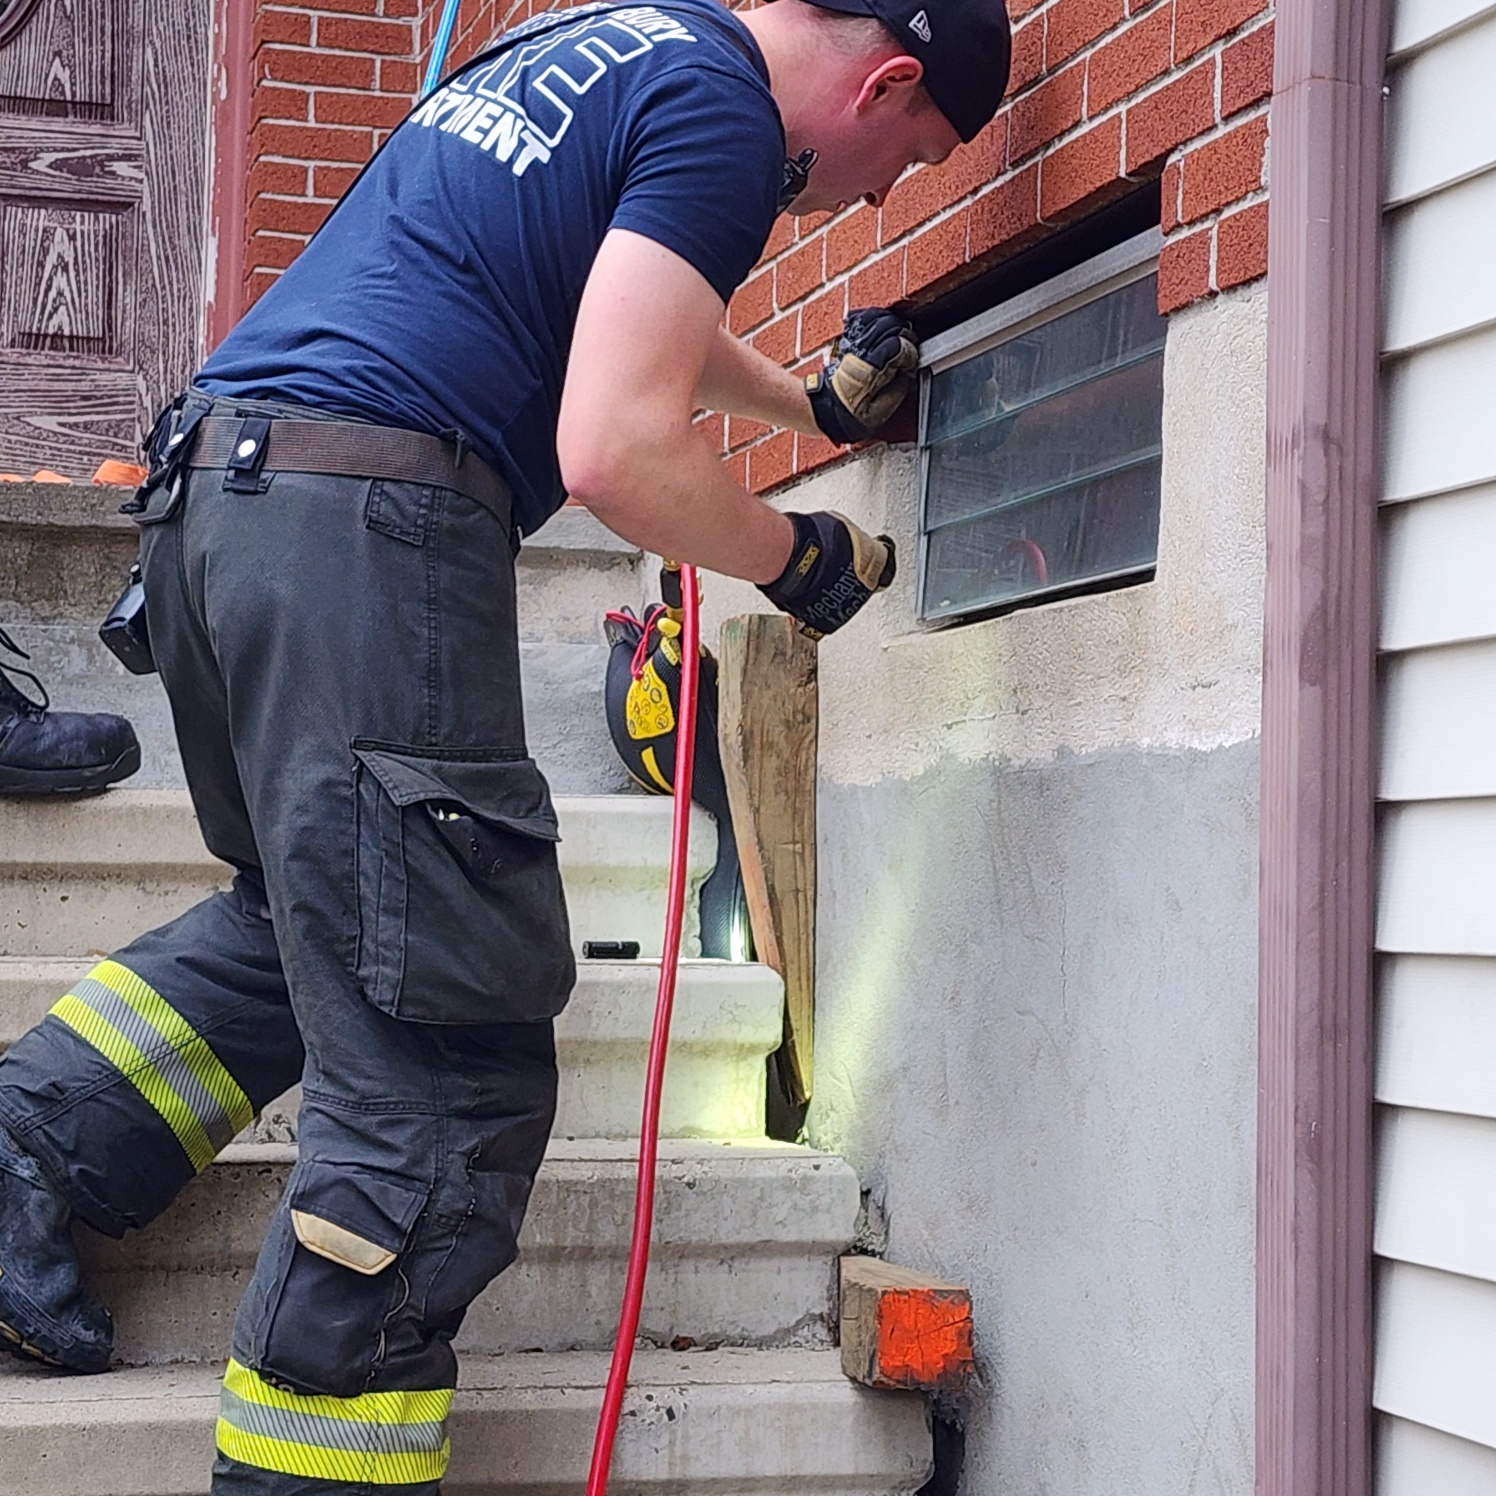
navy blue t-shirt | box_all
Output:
[198,0,784,536]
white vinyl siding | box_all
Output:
[1375,6,1496,1489]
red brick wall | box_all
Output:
[241,0,607,308]
[726,0,1273,493]
[237,0,1272,494]
[244,0,427,307]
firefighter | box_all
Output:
[0,0,1010,1488]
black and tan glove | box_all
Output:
[805,307,920,446]
[759,511,897,640]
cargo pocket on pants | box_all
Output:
[353,744,576,1024]
[253,1159,428,1399]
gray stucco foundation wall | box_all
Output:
[814,741,1258,1495]
[693,280,1268,1493]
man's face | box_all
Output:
[790,79,962,216]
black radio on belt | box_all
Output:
[99,398,211,676]
[99,562,156,676]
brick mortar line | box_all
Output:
[253,153,367,164]
[256,79,418,93]
[256,39,416,51]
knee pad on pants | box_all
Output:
[244,1158,428,1399]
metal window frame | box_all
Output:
[916,227,1164,624]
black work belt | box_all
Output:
[184,415,510,523]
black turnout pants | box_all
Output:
[0,394,576,1494]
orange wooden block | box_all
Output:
[31,469,71,484]
[840,1256,975,1396]
[93,459,148,486]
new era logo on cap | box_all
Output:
[800,0,1012,142]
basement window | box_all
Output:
[917,228,1165,623]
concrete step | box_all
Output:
[2,491,648,793]
[0,791,716,960]
[1,957,782,1140]
[0,1348,932,1495]
[71,1139,857,1366]
[5,628,634,795]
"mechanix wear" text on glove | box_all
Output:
[758,510,897,640]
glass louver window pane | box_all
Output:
[921,272,1166,621]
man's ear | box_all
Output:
[854,54,924,114]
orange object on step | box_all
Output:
[0,474,23,483]
[31,469,72,484]
[839,1257,975,1397]
[93,459,148,486]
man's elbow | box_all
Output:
[558,441,634,521]
[557,423,671,523]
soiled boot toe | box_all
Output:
[0,1123,113,1372]
[0,627,141,796]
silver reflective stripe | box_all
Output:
[69,976,241,1153]
[219,1387,448,1456]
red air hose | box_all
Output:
[585,563,701,1496]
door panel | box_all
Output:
[1,202,127,357]
[0,0,210,475]
[0,0,116,114]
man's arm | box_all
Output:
[559,228,898,636]
[694,327,822,437]
[558,228,796,585]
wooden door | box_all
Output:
[0,0,211,476]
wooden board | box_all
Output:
[717,613,817,1105]
[839,1256,975,1396]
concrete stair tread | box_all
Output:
[0,1349,932,1495]
[0,790,718,960]
[0,957,783,1140]
[0,788,712,869]
[214,1135,836,1164]
[0,486,637,556]
[0,954,783,1045]
[74,1138,859,1363]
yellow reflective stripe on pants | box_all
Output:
[49,960,254,1172]
[217,1359,453,1486]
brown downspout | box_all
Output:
[1257,1,1390,1493]
[205,0,254,352]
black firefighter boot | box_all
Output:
[0,1122,113,1372]
[0,626,140,795]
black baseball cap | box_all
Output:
[799,0,1012,142]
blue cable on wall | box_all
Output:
[422,0,463,94]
